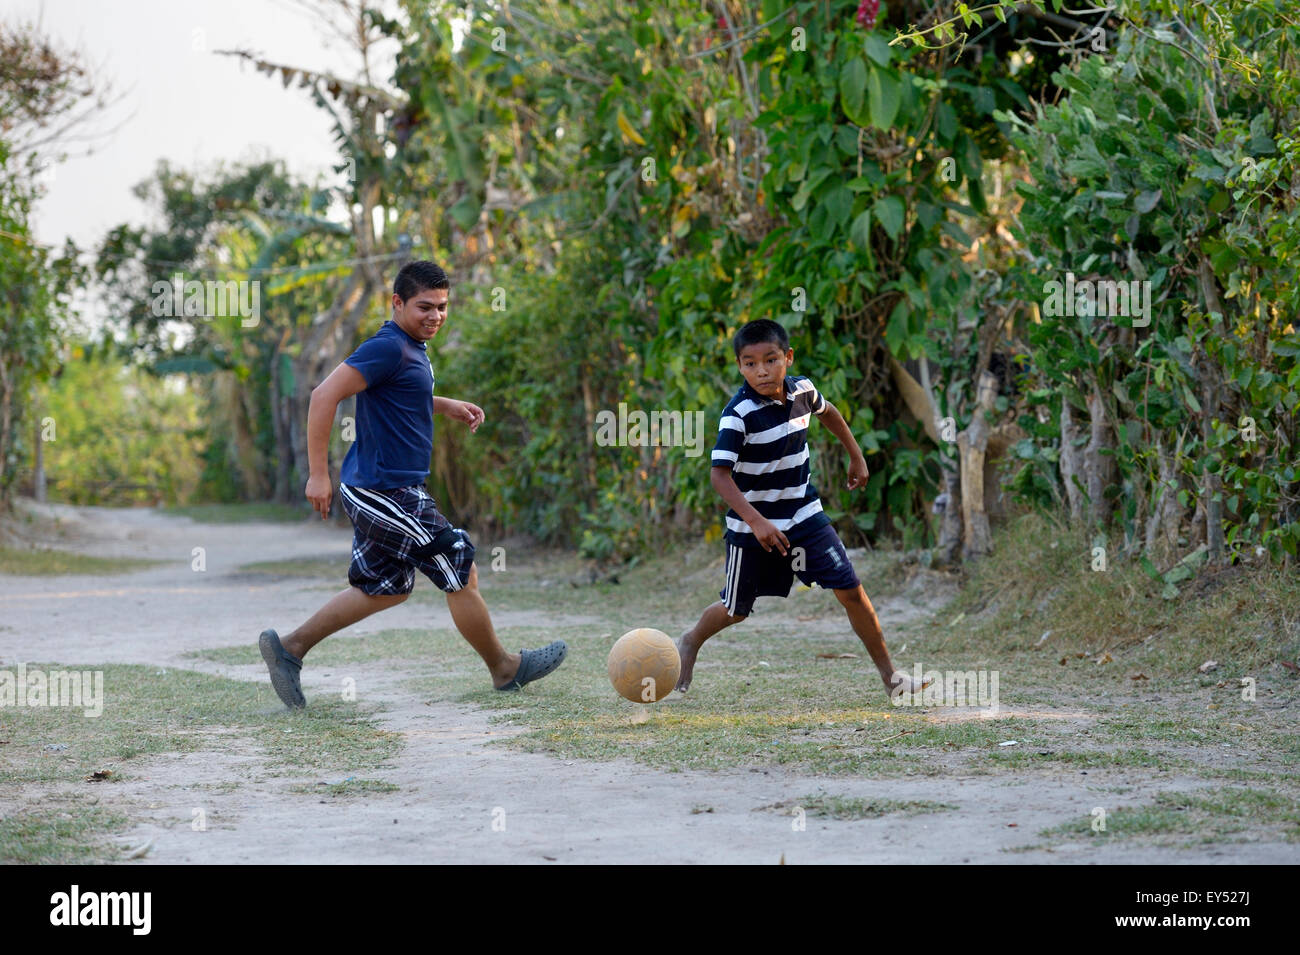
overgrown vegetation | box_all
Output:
[4,1,1296,585]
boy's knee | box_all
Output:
[446,563,478,596]
[834,586,867,606]
[354,587,409,606]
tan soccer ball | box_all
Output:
[607,628,681,703]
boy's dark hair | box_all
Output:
[394,260,450,301]
[733,319,790,358]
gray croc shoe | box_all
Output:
[495,639,568,691]
[259,629,306,709]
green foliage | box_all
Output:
[37,344,204,505]
[95,157,371,503]
[638,1,1032,545]
[1004,1,1300,561]
[0,138,78,504]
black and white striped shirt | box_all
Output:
[711,375,832,547]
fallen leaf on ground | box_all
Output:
[86,770,112,782]
[1280,660,1300,673]
[815,653,858,659]
[1129,672,1149,681]
[124,841,152,860]
[998,740,1019,747]
[1197,660,1219,673]
[1095,652,1114,665]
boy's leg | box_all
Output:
[676,541,765,692]
[443,563,522,689]
[675,601,747,692]
[833,585,910,692]
[426,529,566,691]
[261,584,408,710]
[281,587,409,660]
[260,483,424,709]
[796,524,930,696]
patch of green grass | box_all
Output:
[165,502,311,523]
[0,800,129,863]
[936,510,1300,685]
[0,665,405,857]
[288,777,400,796]
[0,546,159,576]
[1042,787,1300,845]
[1,665,263,786]
[0,663,403,859]
[781,793,958,819]
[189,629,438,667]
[389,619,1063,775]
[1199,768,1300,784]
[985,748,1187,770]
[0,664,401,785]
[238,556,349,578]
[254,701,402,771]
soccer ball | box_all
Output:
[607,628,681,703]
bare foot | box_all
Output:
[885,669,933,697]
[675,632,700,692]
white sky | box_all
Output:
[4,0,397,249]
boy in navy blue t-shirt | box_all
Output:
[675,319,929,699]
[258,261,566,708]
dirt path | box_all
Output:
[1,504,1292,864]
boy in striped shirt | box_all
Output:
[675,319,927,698]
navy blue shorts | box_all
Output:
[339,483,476,596]
[720,524,860,616]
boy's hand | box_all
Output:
[846,456,869,490]
[447,399,485,433]
[752,517,790,556]
[305,474,332,519]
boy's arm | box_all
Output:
[711,465,790,555]
[305,362,368,519]
[433,395,485,433]
[815,400,870,490]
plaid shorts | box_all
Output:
[339,483,476,596]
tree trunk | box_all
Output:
[270,330,294,503]
[1059,399,1084,522]
[958,370,999,560]
[1084,381,1116,528]
[936,457,963,566]
[33,403,45,503]
[1144,436,1182,562]
[1196,255,1227,566]
[0,356,12,505]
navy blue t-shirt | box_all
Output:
[340,320,434,489]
